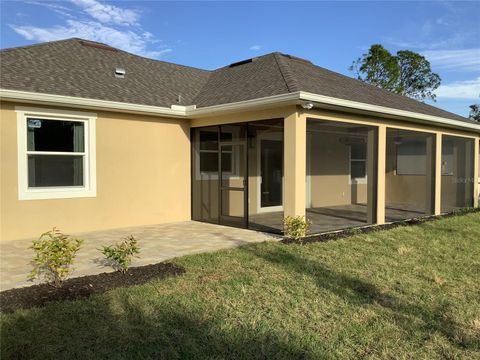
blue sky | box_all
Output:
[1,0,479,116]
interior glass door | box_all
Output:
[260,139,283,208]
[219,138,247,228]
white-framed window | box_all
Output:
[195,129,238,179]
[16,106,96,200]
[350,143,367,184]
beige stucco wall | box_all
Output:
[308,130,367,208]
[1,101,191,241]
[1,100,478,240]
[385,173,427,209]
[384,138,428,210]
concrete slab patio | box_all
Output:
[0,221,278,291]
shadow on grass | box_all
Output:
[1,287,314,360]
[241,245,478,351]
[1,244,477,359]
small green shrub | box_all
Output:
[100,235,140,273]
[344,227,362,236]
[29,228,83,287]
[452,207,477,216]
[283,216,311,242]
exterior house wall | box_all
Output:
[309,131,367,208]
[1,100,478,240]
[1,101,191,241]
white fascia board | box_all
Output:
[2,88,479,133]
[299,91,480,133]
[0,89,186,118]
[185,92,301,117]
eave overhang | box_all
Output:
[1,88,479,133]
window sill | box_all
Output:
[19,187,96,200]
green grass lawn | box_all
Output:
[1,213,480,359]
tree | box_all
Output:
[350,44,441,101]
[469,104,480,122]
[349,44,399,92]
[396,50,441,101]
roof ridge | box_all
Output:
[110,45,212,73]
[273,53,300,93]
[0,38,212,74]
[0,37,80,52]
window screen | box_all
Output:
[396,141,426,175]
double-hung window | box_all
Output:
[197,129,234,177]
[16,107,96,200]
[350,143,367,183]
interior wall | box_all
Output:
[385,173,427,208]
[308,131,366,207]
[385,140,428,209]
[384,129,436,216]
[441,135,475,212]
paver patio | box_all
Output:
[0,221,278,291]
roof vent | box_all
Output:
[115,67,126,78]
[228,58,254,68]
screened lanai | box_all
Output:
[191,118,381,234]
[305,119,378,233]
[191,119,286,233]
[191,114,478,235]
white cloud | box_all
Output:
[249,45,261,51]
[25,1,75,18]
[10,0,169,58]
[71,0,139,26]
[423,48,480,72]
[384,32,470,51]
[435,77,480,99]
[11,20,168,58]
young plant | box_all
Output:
[100,235,140,273]
[29,228,83,287]
[344,227,362,237]
[283,216,311,242]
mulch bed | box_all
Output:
[282,208,480,245]
[0,262,185,313]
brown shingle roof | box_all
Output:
[194,52,470,123]
[0,38,473,123]
[0,38,210,107]
[280,53,470,122]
